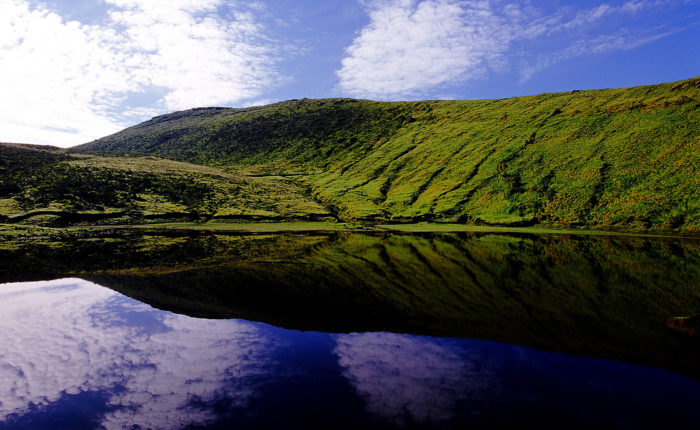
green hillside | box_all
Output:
[1,77,697,233]
[0,144,329,225]
[74,77,700,233]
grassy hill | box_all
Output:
[1,77,698,233]
[74,77,700,233]
[0,144,329,226]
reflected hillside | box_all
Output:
[1,231,698,378]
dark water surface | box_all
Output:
[0,231,698,428]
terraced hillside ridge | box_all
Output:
[72,77,700,233]
[0,144,330,226]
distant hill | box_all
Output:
[1,77,697,232]
[70,77,700,233]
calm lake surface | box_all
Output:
[0,231,698,429]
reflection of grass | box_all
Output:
[4,221,699,240]
[0,224,53,241]
[377,223,700,238]
[126,221,354,232]
[2,230,697,377]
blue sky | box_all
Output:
[0,0,698,147]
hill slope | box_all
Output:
[0,144,329,225]
[73,77,700,233]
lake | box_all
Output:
[0,230,698,429]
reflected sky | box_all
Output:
[0,278,699,429]
[333,332,700,428]
[334,333,498,426]
[0,279,281,429]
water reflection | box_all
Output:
[334,333,497,426]
[0,279,280,429]
[65,232,698,379]
[0,278,699,429]
[334,332,700,428]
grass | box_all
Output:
[0,149,331,226]
[2,76,698,233]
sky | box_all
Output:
[0,0,698,147]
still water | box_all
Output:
[0,278,698,429]
[0,231,699,428]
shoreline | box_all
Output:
[2,221,699,240]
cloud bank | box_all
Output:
[0,0,278,146]
[337,0,690,98]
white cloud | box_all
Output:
[337,0,687,99]
[520,26,686,82]
[105,0,279,110]
[0,278,282,429]
[0,0,279,147]
[334,332,499,426]
[337,0,511,99]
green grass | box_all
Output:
[0,149,331,226]
[2,77,697,233]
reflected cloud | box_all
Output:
[0,279,281,429]
[333,332,499,427]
